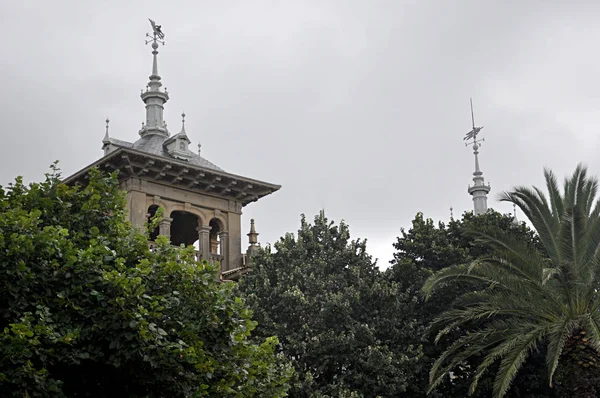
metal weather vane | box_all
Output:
[146,18,165,45]
[463,97,484,147]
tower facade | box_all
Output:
[463,99,490,215]
[65,20,280,279]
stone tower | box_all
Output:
[464,98,490,215]
[64,20,280,279]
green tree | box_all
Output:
[0,164,292,397]
[236,212,423,398]
[423,164,600,398]
[388,210,548,397]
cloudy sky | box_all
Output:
[2,1,600,266]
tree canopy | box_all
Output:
[236,212,423,398]
[424,164,600,397]
[0,164,292,397]
[388,209,548,397]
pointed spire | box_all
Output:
[102,118,112,155]
[180,112,187,135]
[246,219,260,258]
[513,203,518,223]
[248,219,259,246]
[139,19,169,138]
[464,98,491,215]
[102,118,110,145]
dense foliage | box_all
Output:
[236,212,423,398]
[0,165,292,397]
[424,165,600,397]
[387,210,548,397]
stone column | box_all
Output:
[218,230,229,271]
[125,190,148,229]
[197,226,211,261]
[159,217,173,238]
[210,237,219,254]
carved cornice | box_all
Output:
[63,148,281,206]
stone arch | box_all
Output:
[170,210,200,247]
[209,216,226,232]
[168,203,205,226]
[146,196,169,215]
[208,217,227,255]
[147,205,160,241]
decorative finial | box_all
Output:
[248,218,259,246]
[450,206,454,220]
[145,19,165,85]
[140,18,170,137]
[182,112,186,125]
[103,118,110,140]
[464,98,491,216]
[197,143,202,155]
[102,118,111,149]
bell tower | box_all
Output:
[65,19,280,279]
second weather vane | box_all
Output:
[463,98,484,147]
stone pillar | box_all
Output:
[210,237,219,254]
[219,231,229,271]
[125,191,148,229]
[159,217,173,238]
[227,212,242,271]
[197,226,211,261]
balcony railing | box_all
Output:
[209,253,224,264]
[147,243,251,281]
[148,242,224,265]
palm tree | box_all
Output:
[423,164,600,398]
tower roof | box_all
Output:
[105,134,223,171]
[100,20,225,172]
[65,19,281,205]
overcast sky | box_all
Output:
[2,1,600,266]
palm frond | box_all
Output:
[498,188,561,264]
[422,263,496,300]
[544,167,564,219]
[428,326,510,393]
[493,328,545,398]
[470,325,542,395]
[426,164,600,398]
[545,318,578,387]
[584,314,600,353]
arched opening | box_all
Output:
[147,205,160,241]
[170,211,200,247]
[209,218,222,255]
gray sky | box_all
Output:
[2,0,599,266]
